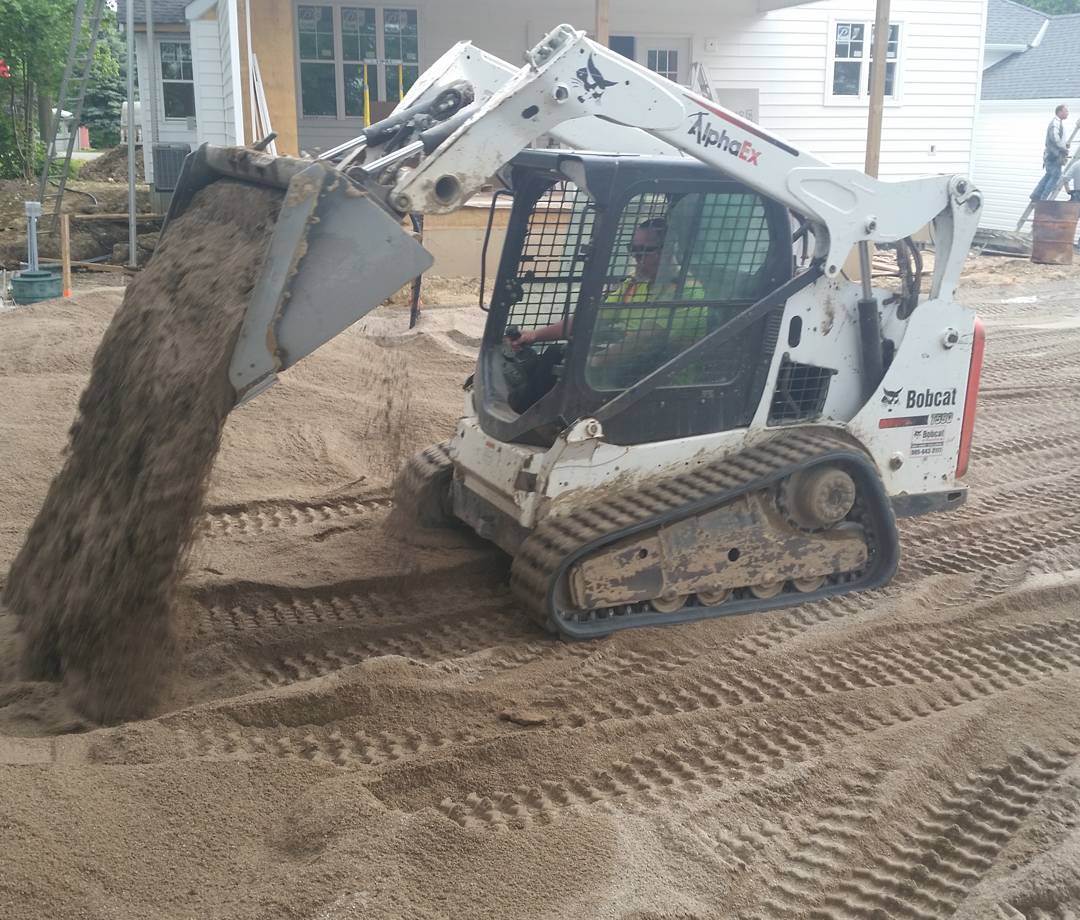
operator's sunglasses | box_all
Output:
[628,244,662,255]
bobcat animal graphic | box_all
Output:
[881,387,902,406]
[574,54,618,103]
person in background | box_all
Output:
[1030,104,1070,201]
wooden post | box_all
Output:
[864,0,890,178]
[596,0,610,45]
[60,213,72,298]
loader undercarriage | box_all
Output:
[396,430,900,639]
[508,430,899,637]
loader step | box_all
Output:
[510,429,899,638]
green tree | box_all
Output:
[0,0,76,178]
[82,11,125,149]
[0,0,124,178]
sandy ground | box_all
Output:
[1,261,1080,919]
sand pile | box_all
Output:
[3,179,281,723]
[80,144,146,183]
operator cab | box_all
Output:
[475,149,803,447]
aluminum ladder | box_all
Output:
[36,0,110,231]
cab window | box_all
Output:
[586,190,778,391]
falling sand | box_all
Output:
[2,180,282,723]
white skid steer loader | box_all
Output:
[161,25,985,638]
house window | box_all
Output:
[831,22,863,96]
[828,20,901,102]
[159,40,195,119]
[298,5,337,116]
[869,24,900,97]
[295,4,420,120]
[342,7,379,116]
[646,48,679,83]
[383,8,419,101]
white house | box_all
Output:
[972,0,1080,235]
[120,0,244,183]
[124,0,988,187]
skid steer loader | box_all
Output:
[161,25,985,638]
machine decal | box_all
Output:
[910,425,947,457]
[878,415,929,429]
[687,113,761,164]
[881,387,902,406]
[685,96,801,156]
[906,387,957,409]
[574,55,618,103]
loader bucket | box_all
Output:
[162,144,434,404]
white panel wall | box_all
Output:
[700,0,988,180]
[973,98,1080,236]
[402,0,987,180]
[217,0,244,144]
[134,32,199,184]
[286,0,985,178]
[190,18,230,145]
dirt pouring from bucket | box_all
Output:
[2,180,282,724]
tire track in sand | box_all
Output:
[540,614,1080,728]
[738,768,886,919]
[430,682,1071,830]
[199,494,393,539]
[810,747,1076,920]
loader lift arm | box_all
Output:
[168,23,979,409]
[369,25,981,299]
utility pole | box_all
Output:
[865,0,890,178]
[126,0,137,268]
[596,0,610,45]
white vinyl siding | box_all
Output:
[972,98,1080,240]
[699,0,987,179]
[218,0,243,143]
[189,21,230,143]
[284,0,984,177]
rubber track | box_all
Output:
[200,495,392,539]
[511,429,895,636]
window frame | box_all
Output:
[824,18,904,107]
[581,185,788,394]
[293,1,421,123]
[158,38,196,122]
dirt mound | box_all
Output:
[2,180,281,723]
[2,246,1080,916]
[79,145,145,183]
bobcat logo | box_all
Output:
[574,54,618,103]
[881,387,902,406]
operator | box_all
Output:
[1030,104,1070,201]
[504,218,707,401]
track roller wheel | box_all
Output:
[652,594,689,613]
[793,575,826,593]
[696,587,732,606]
[750,581,785,599]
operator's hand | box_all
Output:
[507,329,534,351]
